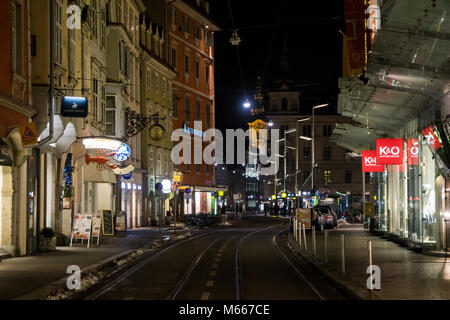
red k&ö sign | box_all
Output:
[362,150,384,172]
[376,139,403,165]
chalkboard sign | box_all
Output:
[102,210,114,236]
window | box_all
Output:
[162,78,166,97]
[149,148,154,174]
[303,147,311,161]
[345,170,352,183]
[69,29,76,76]
[154,73,159,93]
[184,54,189,73]
[92,78,98,121]
[173,93,178,117]
[92,0,98,39]
[106,96,116,135]
[12,2,23,75]
[119,41,128,76]
[206,103,211,128]
[184,16,191,33]
[195,61,200,78]
[303,125,312,137]
[205,65,210,89]
[196,100,201,121]
[206,165,210,174]
[55,0,62,64]
[146,69,151,88]
[171,47,177,68]
[323,125,332,137]
[101,9,106,47]
[123,2,128,30]
[323,170,332,184]
[282,98,288,111]
[157,153,161,176]
[324,146,331,160]
[116,1,121,24]
[196,164,201,173]
[195,25,202,40]
[186,163,191,172]
[165,154,169,175]
[101,84,106,124]
[185,96,191,122]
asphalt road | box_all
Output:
[83,217,347,300]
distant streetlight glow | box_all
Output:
[243,100,251,108]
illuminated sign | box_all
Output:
[422,126,442,151]
[281,193,287,198]
[161,179,172,194]
[376,139,403,165]
[83,138,122,151]
[362,150,384,172]
[61,96,88,118]
[407,139,419,165]
[271,195,276,200]
[112,143,131,161]
[183,123,205,138]
[218,191,224,196]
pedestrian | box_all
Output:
[274,203,279,216]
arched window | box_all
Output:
[282,98,288,111]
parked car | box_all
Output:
[315,205,338,228]
[314,206,336,229]
[311,208,325,231]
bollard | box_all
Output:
[324,231,328,264]
[294,217,297,240]
[340,234,345,274]
[368,240,373,290]
[298,221,302,246]
[303,224,307,250]
[312,227,316,256]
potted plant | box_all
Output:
[39,227,56,252]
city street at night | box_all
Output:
[1,0,450,316]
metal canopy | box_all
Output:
[333,0,450,152]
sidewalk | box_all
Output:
[288,224,450,300]
[0,225,191,300]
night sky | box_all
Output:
[210,0,345,131]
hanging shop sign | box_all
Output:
[111,143,130,161]
[149,123,166,141]
[422,126,442,151]
[183,123,205,138]
[362,150,384,172]
[112,165,134,175]
[82,138,122,151]
[0,139,12,166]
[407,139,419,165]
[61,96,88,118]
[376,138,403,165]
[19,122,38,147]
[161,179,172,194]
[121,172,133,180]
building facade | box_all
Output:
[167,0,220,217]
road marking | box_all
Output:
[212,263,218,268]
[200,292,210,300]
[206,280,214,287]
[209,270,216,277]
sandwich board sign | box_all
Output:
[91,213,102,245]
[296,208,312,230]
[70,214,92,248]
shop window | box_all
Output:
[323,170,332,184]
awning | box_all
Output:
[38,116,77,156]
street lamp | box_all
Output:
[295,118,311,197]
[311,103,328,195]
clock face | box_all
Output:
[150,124,165,141]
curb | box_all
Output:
[287,233,381,300]
[13,229,196,300]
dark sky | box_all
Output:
[210,0,345,131]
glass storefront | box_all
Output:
[372,133,444,250]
